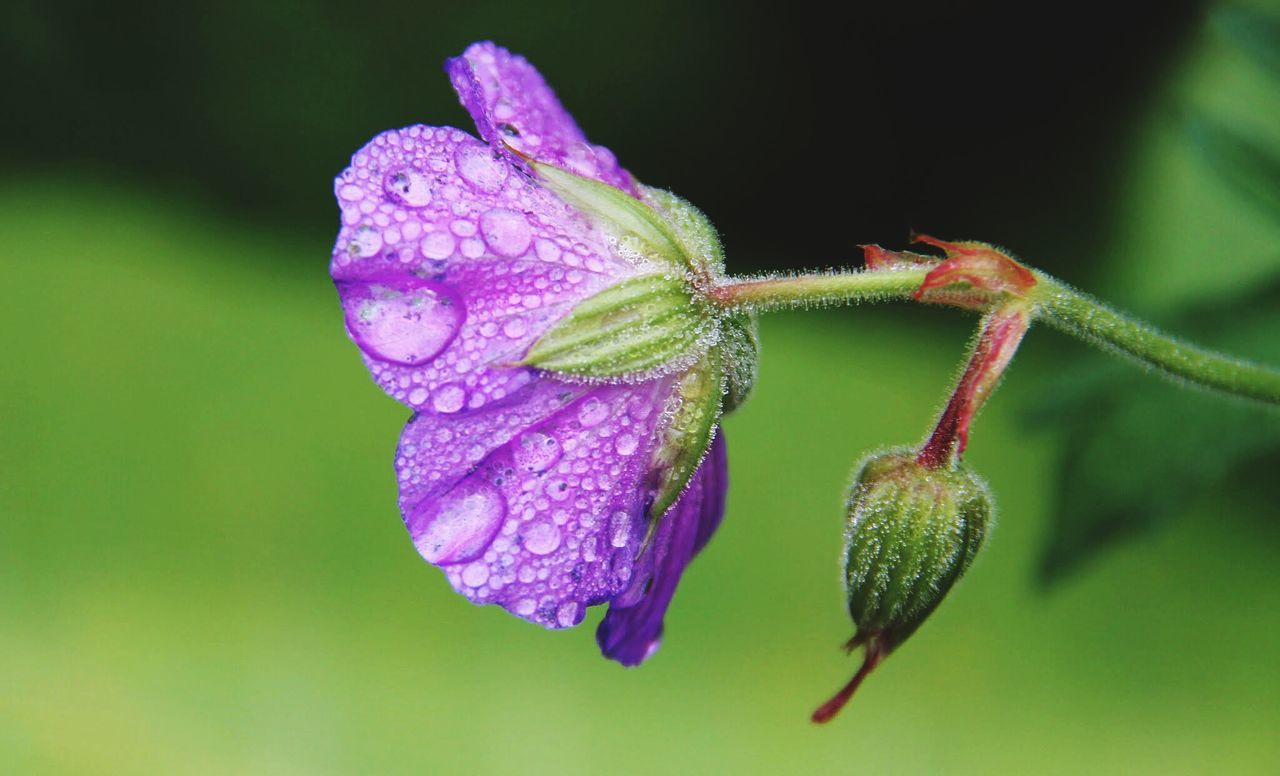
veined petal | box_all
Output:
[596,430,729,666]
[447,41,637,196]
[396,376,680,628]
[331,125,649,413]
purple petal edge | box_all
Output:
[445,41,637,196]
[596,430,729,666]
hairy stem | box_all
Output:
[707,268,929,311]
[710,269,1280,407]
[1032,276,1280,405]
[917,305,1031,468]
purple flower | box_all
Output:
[330,42,755,664]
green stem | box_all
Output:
[706,268,929,311]
[1032,275,1280,405]
[710,269,1280,406]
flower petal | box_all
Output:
[447,41,637,196]
[596,429,729,666]
[331,125,646,412]
[396,375,679,628]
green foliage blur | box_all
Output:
[2,2,1278,773]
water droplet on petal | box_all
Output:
[556,601,581,627]
[502,317,528,338]
[565,143,599,177]
[455,144,509,193]
[546,478,572,502]
[410,480,506,565]
[342,279,464,365]
[480,208,532,257]
[513,431,561,473]
[534,238,562,263]
[385,168,433,207]
[420,231,455,261]
[578,397,608,427]
[462,562,490,587]
[627,395,655,421]
[523,521,561,556]
[609,510,631,548]
[615,433,638,456]
[347,225,383,257]
[432,382,467,414]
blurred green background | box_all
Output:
[2,2,1278,773]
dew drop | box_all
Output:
[609,510,631,548]
[627,396,654,421]
[546,478,572,502]
[432,382,467,414]
[523,521,562,556]
[346,225,383,258]
[341,279,463,365]
[410,480,506,565]
[513,431,561,473]
[455,144,509,193]
[578,397,608,427]
[565,143,599,177]
[556,601,580,627]
[385,168,433,207]
[480,208,532,258]
[461,562,490,587]
[420,231,455,261]
[534,238,562,263]
[615,433,638,456]
[502,317,528,338]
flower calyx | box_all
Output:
[521,162,757,523]
[522,162,747,383]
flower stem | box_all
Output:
[1032,275,1280,405]
[707,268,930,311]
[917,305,1031,469]
[710,268,1280,407]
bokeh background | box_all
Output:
[3,1,1279,773]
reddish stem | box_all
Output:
[811,634,888,724]
[917,306,1030,469]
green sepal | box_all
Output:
[647,348,724,520]
[639,185,726,277]
[523,274,711,378]
[718,311,759,413]
[531,161,688,268]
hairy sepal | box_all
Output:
[523,274,712,378]
[719,311,758,413]
[647,348,724,520]
[532,160,688,269]
[640,186,726,278]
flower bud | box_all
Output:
[813,450,991,723]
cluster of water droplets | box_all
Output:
[396,378,673,627]
[331,125,650,414]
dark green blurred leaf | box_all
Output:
[1184,113,1280,220]
[1031,279,1280,584]
[1212,5,1280,80]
